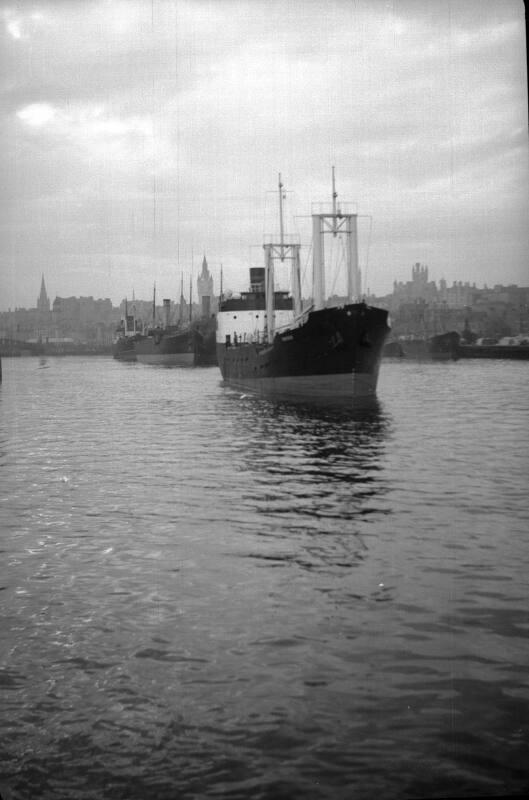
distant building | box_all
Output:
[390,264,476,311]
[392,263,438,306]
[197,255,215,316]
[2,269,526,347]
[52,295,116,342]
[35,275,52,340]
[438,278,476,308]
[37,274,50,313]
[366,264,529,339]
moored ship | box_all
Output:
[458,335,529,360]
[216,173,390,403]
[113,300,143,361]
[113,335,138,361]
[390,331,460,361]
[193,316,217,366]
[134,297,197,366]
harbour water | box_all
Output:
[1,356,528,799]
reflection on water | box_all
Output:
[227,393,389,476]
[0,358,528,800]
[219,394,393,577]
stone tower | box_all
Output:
[197,255,214,316]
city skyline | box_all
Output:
[1,0,528,312]
[3,265,527,315]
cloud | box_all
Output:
[17,102,56,126]
[0,0,527,309]
[6,18,21,38]
[2,6,47,41]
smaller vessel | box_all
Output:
[458,334,529,360]
[134,324,196,366]
[382,340,405,358]
[113,300,143,361]
[134,284,199,367]
[393,331,460,361]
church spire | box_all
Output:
[37,274,50,313]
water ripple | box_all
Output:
[0,358,528,799]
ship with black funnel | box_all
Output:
[216,172,390,403]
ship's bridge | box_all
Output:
[220,291,292,312]
[217,290,294,346]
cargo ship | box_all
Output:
[112,300,143,361]
[193,316,217,366]
[134,294,197,366]
[385,331,460,360]
[216,172,390,403]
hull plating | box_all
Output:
[220,371,379,402]
[458,345,529,360]
[134,331,195,366]
[113,336,141,361]
[398,331,460,361]
[113,347,137,362]
[135,352,195,366]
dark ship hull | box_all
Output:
[134,328,195,366]
[134,319,217,367]
[382,340,405,358]
[217,303,389,402]
[397,331,460,361]
[193,319,218,366]
[458,344,529,360]
[113,336,140,361]
[194,331,217,365]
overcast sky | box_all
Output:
[1,0,527,310]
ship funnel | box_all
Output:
[163,298,171,328]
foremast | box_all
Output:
[312,167,361,310]
[263,174,302,343]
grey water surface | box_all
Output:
[1,356,528,799]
